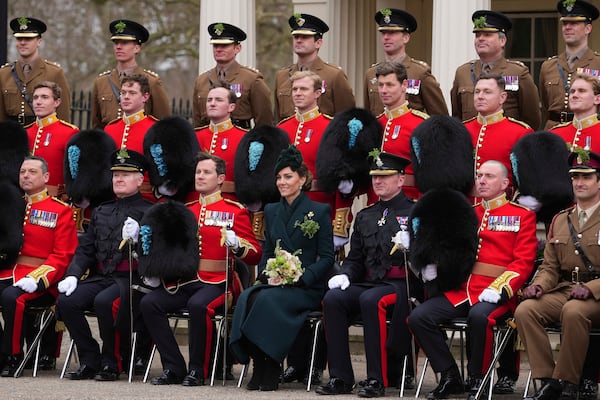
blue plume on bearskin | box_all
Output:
[137,200,199,282]
[510,131,573,223]
[410,115,474,195]
[0,179,25,270]
[64,129,116,208]
[234,125,290,208]
[143,116,200,201]
[0,121,29,185]
[409,188,478,294]
[316,108,382,192]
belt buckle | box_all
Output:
[18,113,25,125]
[572,266,580,284]
[560,111,572,123]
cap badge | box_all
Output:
[17,17,30,31]
[294,13,305,27]
[369,148,383,167]
[573,146,590,165]
[381,8,392,24]
[214,23,224,36]
[116,148,130,163]
[115,21,126,34]
[473,15,487,29]
[563,0,576,12]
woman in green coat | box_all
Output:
[230,146,334,391]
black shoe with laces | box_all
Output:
[182,369,204,386]
[579,378,598,400]
[493,375,517,394]
[315,377,355,395]
[357,378,385,398]
[94,365,119,381]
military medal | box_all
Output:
[305,129,313,143]
[378,208,389,227]
[44,133,51,146]
[503,76,519,92]
[221,137,228,150]
[321,80,327,94]
[406,79,421,95]
[230,83,242,98]
[578,67,600,77]
[392,125,400,139]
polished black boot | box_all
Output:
[426,365,464,400]
[246,356,265,391]
[260,356,281,391]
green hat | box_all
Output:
[274,146,303,173]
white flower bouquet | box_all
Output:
[263,239,304,286]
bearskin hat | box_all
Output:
[510,132,573,223]
[137,200,199,282]
[64,129,116,208]
[234,125,290,209]
[410,115,474,195]
[316,108,383,192]
[143,116,200,201]
[0,120,29,185]
[0,179,25,270]
[409,188,478,295]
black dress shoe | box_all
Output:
[559,381,579,400]
[524,379,562,400]
[65,364,97,380]
[151,369,183,385]
[133,356,148,375]
[282,365,304,383]
[94,365,119,381]
[37,355,56,370]
[0,355,22,377]
[357,379,385,398]
[426,368,464,400]
[466,377,484,400]
[303,368,323,385]
[259,357,281,391]
[578,378,598,400]
[315,377,355,395]
[182,369,205,386]
[247,357,264,390]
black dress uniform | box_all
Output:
[58,150,153,380]
[317,153,423,396]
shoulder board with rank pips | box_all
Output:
[98,70,112,77]
[241,65,260,74]
[410,58,429,68]
[506,59,526,68]
[44,59,61,67]
[1,62,11,68]
[144,69,159,78]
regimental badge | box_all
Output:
[503,75,519,92]
[116,148,130,163]
[369,148,383,166]
[294,13,305,27]
[230,83,242,98]
[115,21,126,34]
[214,23,224,36]
[18,17,30,31]
[381,8,392,24]
[578,67,600,77]
[563,0,576,12]
[406,79,421,95]
[29,209,59,228]
[488,215,521,232]
[321,80,327,94]
[473,16,487,29]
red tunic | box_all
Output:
[278,108,353,238]
[444,195,536,307]
[104,110,158,202]
[26,114,79,197]
[187,192,261,286]
[375,102,428,201]
[195,119,247,201]
[464,111,532,188]
[550,114,600,152]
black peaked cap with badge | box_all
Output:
[288,13,329,36]
[472,10,512,33]
[557,0,599,22]
[111,149,149,173]
[374,8,417,33]
[370,151,410,176]
[109,19,149,44]
[10,17,46,37]
[208,22,247,44]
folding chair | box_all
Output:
[14,305,57,378]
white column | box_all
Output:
[432,0,490,108]
[199,0,256,73]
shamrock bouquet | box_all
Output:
[263,239,304,286]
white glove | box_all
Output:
[333,235,349,250]
[14,276,38,293]
[143,276,161,288]
[328,274,350,290]
[58,276,78,296]
[517,195,542,212]
[421,263,438,282]
[337,180,354,195]
[122,217,140,243]
[391,230,410,251]
[225,230,240,250]
[479,288,501,304]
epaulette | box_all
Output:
[508,201,534,211]
[506,59,526,68]
[507,117,531,129]
[196,124,210,131]
[370,61,381,68]
[557,206,575,215]
[412,109,430,120]
[44,59,61,68]
[322,113,333,120]
[551,120,571,129]
[58,119,79,129]
[185,199,199,207]
[233,124,250,132]
[375,111,385,119]
[98,70,112,77]
[24,121,36,129]
[324,61,342,70]
[241,64,260,74]
[105,117,121,125]
[52,197,70,207]
[224,198,245,208]
[1,62,11,69]
[278,114,295,124]
[547,55,558,61]
[147,115,159,121]
[463,116,477,124]
[410,57,430,68]
[144,69,159,78]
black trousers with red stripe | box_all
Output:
[140,281,224,379]
[322,280,410,386]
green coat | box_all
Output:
[230,193,334,363]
